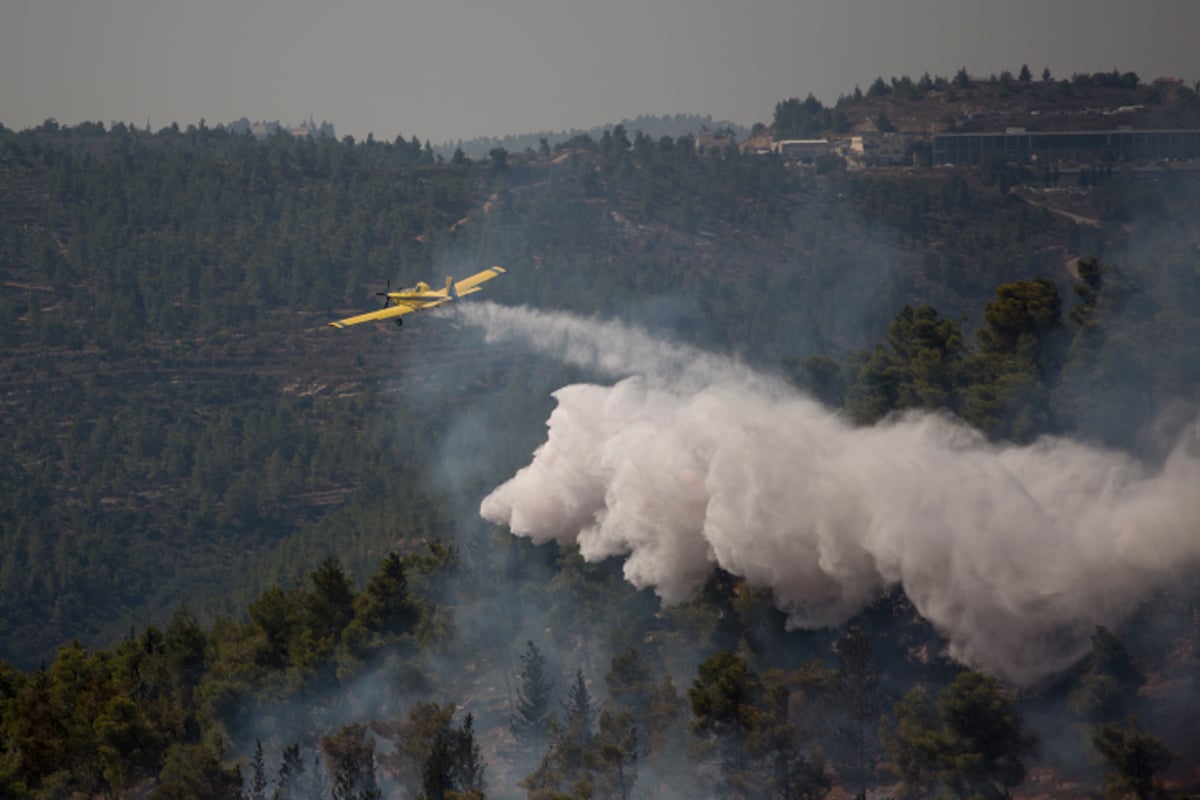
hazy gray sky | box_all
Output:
[2,0,1197,144]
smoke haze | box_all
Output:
[463,302,1200,685]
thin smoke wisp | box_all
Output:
[462,302,1200,685]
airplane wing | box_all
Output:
[328,303,423,329]
[453,265,506,297]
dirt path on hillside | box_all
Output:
[1009,188,1102,228]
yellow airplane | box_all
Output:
[328,266,506,329]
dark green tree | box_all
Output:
[976,278,1063,362]
[452,713,486,796]
[247,739,268,800]
[94,692,158,792]
[774,95,830,139]
[879,687,940,800]
[274,742,306,800]
[164,606,208,727]
[373,702,456,796]
[832,628,884,798]
[595,709,639,800]
[249,586,303,668]
[747,669,832,800]
[421,712,486,800]
[1092,717,1173,800]
[524,669,601,799]
[0,666,64,792]
[1068,626,1145,727]
[1069,256,1104,328]
[562,668,596,748]
[845,305,967,423]
[306,556,356,644]
[149,741,242,800]
[511,640,557,755]
[420,728,457,800]
[322,723,381,800]
[527,667,599,796]
[688,649,762,794]
[604,646,687,770]
[353,552,417,639]
[305,753,329,800]
[934,671,1036,799]
[963,278,1065,441]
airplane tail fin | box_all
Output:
[446,276,457,298]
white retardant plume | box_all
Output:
[461,302,1200,685]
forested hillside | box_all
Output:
[1,92,1199,799]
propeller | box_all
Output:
[375,279,391,307]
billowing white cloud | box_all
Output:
[466,302,1200,684]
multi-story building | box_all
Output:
[771,139,832,163]
[848,133,910,166]
[932,128,1200,166]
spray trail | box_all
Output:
[459,301,771,392]
[462,303,1200,684]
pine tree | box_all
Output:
[322,723,381,800]
[248,739,268,800]
[689,649,762,790]
[833,628,883,799]
[879,688,939,800]
[1093,717,1173,800]
[306,556,355,643]
[1068,625,1145,726]
[354,552,416,638]
[596,710,639,800]
[562,668,596,748]
[529,668,598,793]
[935,671,1037,799]
[511,640,556,753]
[421,728,456,800]
[422,712,486,798]
[605,647,686,761]
[304,754,328,800]
[751,670,832,800]
[273,743,305,800]
[453,713,486,793]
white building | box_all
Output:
[849,134,909,166]
[772,139,831,162]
